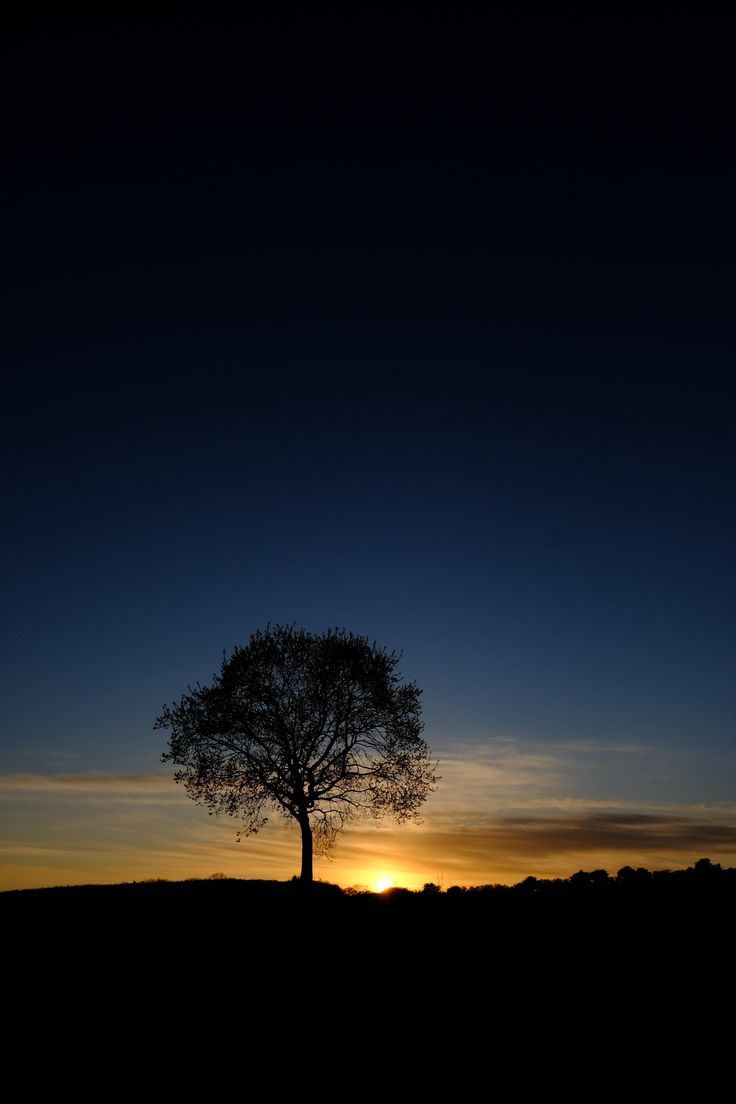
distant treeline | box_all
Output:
[429,855,736,896]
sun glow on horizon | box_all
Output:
[375,876,393,892]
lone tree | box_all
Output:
[156,625,437,882]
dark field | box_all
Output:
[5,862,733,996]
[5,862,733,1071]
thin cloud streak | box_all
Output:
[0,772,175,793]
[421,812,736,859]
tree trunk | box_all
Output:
[298,810,313,883]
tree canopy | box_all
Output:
[155,625,437,881]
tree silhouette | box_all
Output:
[155,625,437,882]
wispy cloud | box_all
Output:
[0,772,177,794]
[440,810,736,858]
[429,733,720,820]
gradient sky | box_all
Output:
[2,14,734,890]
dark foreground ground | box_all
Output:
[5,865,731,1084]
[5,860,734,994]
[4,861,734,1071]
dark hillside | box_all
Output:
[4,860,734,1002]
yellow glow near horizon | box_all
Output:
[375,876,393,892]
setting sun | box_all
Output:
[375,876,393,892]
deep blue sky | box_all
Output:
[2,15,734,880]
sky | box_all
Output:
[1,13,735,890]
